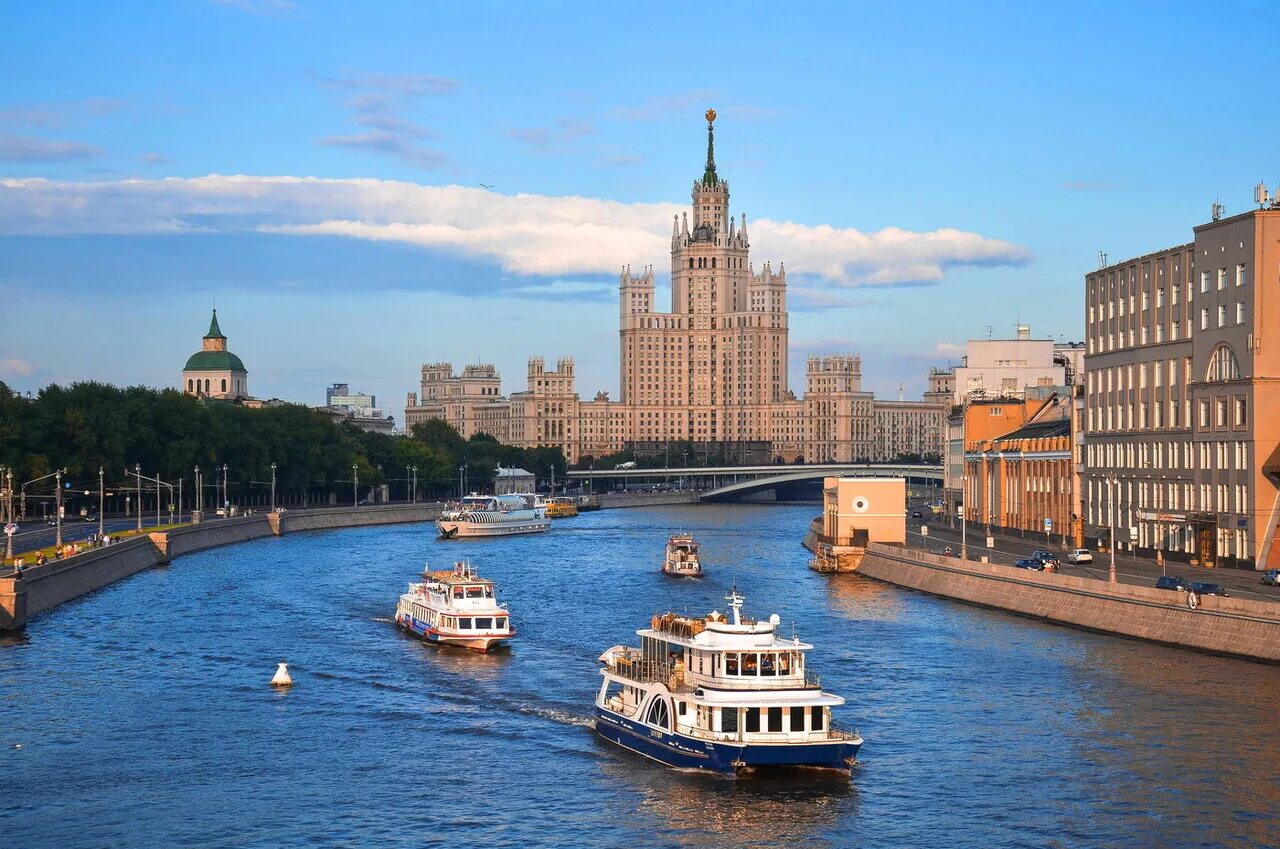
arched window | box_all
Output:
[187,379,193,392]
[711,257,717,268]
[1206,344,1240,382]
[221,378,228,393]
[688,258,693,269]
[204,379,210,393]
[645,697,670,730]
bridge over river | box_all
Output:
[566,463,943,502]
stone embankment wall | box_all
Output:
[0,503,445,631]
[855,543,1280,663]
[597,492,701,509]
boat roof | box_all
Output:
[690,688,844,708]
[422,562,492,585]
[640,611,811,651]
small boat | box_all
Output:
[661,534,702,577]
[594,589,862,775]
[545,497,579,518]
[395,561,515,653]
[436,494,550,539]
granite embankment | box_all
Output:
[0,503,445,631]
[853,542,1280,663]
[597,491,701,509]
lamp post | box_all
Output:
[98,466,104,540]
[221,464,228,518]
[194,466,201,517]
[270,463,277,512]
[458,465,465,500]
[352,464,359,506]
[135,463,142,531]
[4,469,13,562]
[376,464,382,504]
[411,465,418,504]
[156,473,163,527]
[405,465,411,503]
[960,473,968,560]
[1109,476,1117,584]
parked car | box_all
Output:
[1189,581,1229,597]
[1261,569,1280,587]
[910,510,923,519]
[1014,558,1045,571]
[1067,548,1093,564]
[1030,550,1060,567]
[1155,576,1190,591]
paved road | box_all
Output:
[908,516,1280,603]
[4,515,189,558]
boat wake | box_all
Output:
[517,705,595,729]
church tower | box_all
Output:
[182,309,249,400]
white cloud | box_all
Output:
[0,175,1027,285]
[933,341,965,356]
[0,358,34,377]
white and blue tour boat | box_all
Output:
[594,589,862,775]
[436,494,550,539]
[395,561,515,653]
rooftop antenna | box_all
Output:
[1211,200,1225,221]
[1098,251,1108,268]
[1254,183,1270,210]
[985,325,993,341]
[898,383,904,401]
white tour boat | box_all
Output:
[394,561,515,653]
[436,494,550,539]
[595,589,862,775]
[661,534,702,577]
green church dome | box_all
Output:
[184,349,246,372]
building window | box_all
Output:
[1236,302,1245,324]
[187,379,193,391]
[1216,399,1228,428]
[1217,305,1226,327]
[1200,308,1209,330]
[1206,344,1240,382]
[1235,397,1247,428]
[1217,268,1227,290]
[1236,263,1246,286]
[1199,400,1210,429]
[1200,271,1210,293]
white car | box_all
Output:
[1067,548,1093,564]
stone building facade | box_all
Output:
[404,111,946,464]
[1083,206,1280,569]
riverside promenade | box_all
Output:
[0,490,701,632]
[844,540,1280,663]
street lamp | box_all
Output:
[405,464,411,503]
[4,468,13,562]
[270,462,277,512]
[411,465,418,504]
[98,466,104,540]
[194,466,201,517]
[221,464,228,518]
[135,463,142,531]
[1108,476,1118,584]
[960,472,968,560]
[353,464,359,506]
[376,464,382,504]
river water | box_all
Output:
[4,504,1278,848]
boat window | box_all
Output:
[761,653,776,676]
[745,707,760,733]
[811,706,825,731]
[474,617,492,630]
[743,653,759,676]
[677,701,687,716]
[778,653,793,675]
[484,587,493,598]
[453,587,464,598]
[466,586,483,598]
[459,618,473,630]
[721,707,739,734]
[493,617,505,629]
[646,698,670,730]
[726,653,739,675]
[768,707,783,732]
[790,707,804,732]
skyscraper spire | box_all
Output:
[702,108,718,186]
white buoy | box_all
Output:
[270,662,293,688]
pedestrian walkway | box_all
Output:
[909,518,1280,604]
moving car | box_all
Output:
[1261,569,1280,587]
[1188,581,1228,597]
[1155,576,1189,591]
[911,510,923,519]
[1013,558,1045,571]
[1030,550,1059,567]
[1067,548,1093,564]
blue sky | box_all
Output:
[3,0,1279,414]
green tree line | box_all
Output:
[0,382,564,511]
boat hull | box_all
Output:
[593,707,859,774]
[396,613,512,653]
[661,566,702,577]
[436,517,551,539]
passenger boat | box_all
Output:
[436,494,550,539]
[394,561,515,652]
[661,534,702,577]
[594,589,862,775]
[545,497,579,518]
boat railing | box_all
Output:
[606,655,694,692]
[684,669,823,690]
